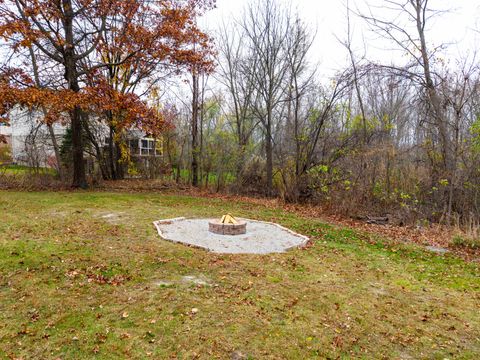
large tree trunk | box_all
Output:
[63,0,87,188]
[70,107,87,188]
[191,71,200,187]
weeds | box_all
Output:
[452,234,480,249]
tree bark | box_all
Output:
[191,70,200,187]
[46,124,63,177]
[114,137,125,179]
[63,0,87,188]
[108,125,116,180]
[265,106,273,195]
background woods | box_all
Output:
[2,0,480,230]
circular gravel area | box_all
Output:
[153,217,309,254]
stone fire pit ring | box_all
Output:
[153,217,310,254]
[208,219,247,235]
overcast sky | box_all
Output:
[201,0,480,78]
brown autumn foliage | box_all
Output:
[0,0,216,184]
[0,77,171,135]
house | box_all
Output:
[0,106,66,168]
[0,106,162,170]
[127,129,162,157]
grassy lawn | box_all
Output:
[0,191,479,359]
[0,164,57,176]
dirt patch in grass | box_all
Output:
[96,212,126,225]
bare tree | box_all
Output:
[342,0,368,143]
[217,21,260,180]
[359,0,457,220]
[241,0,292,195]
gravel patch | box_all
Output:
[426,246,449,254]
[97,212,125,224]
[181,275,211,286]
[153,217,309,254]
[152,275,212,288]
[153,280,174,288]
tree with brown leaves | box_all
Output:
[0,0,215,187]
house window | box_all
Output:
[128,140,139,155]
[140,138,156,156]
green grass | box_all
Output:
[452,234,480,250]
[0,191,479,359]
[0,164,57,176]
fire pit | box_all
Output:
[208,214,247,235]
[153,217,309,254]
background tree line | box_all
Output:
[169,0,480,228]
[2,0,480,229]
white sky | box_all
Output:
[201,0,480,78]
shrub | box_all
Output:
[452,235,480,249]
[0,144,11,164]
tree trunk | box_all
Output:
[414,1,450,173]
[191,71,200,187]
[83,119,108,180]
[46,124,64,179]
[108,125,116,180]
[413,0,453,220]
[71,107,87,188]
[63,0,87,188]
[114,137,125,180]
[265,107,273,196]
[236,142,247,181]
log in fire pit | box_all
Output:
[208,214,247,235]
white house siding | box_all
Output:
[7,106,67,167]
[0,121,11,143]
[3,105,159,169]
